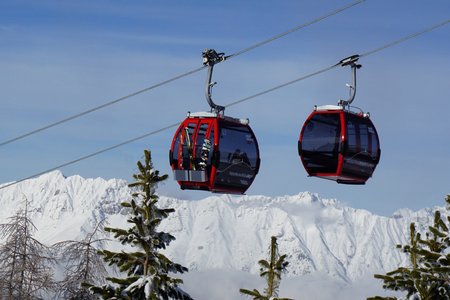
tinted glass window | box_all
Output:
[195,123,208,160]
[300,113,341,173]
[302,113,340,152]
[209,127,215,167]
[342,114,380,179]
[345,114,379,160]
[181,122,196,170]
[215,123,258,190]
[368,125,379,159]
[172,129,182,168]
[195,122,213,172]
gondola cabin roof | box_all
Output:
[314,104,371,119]
[314,104,343,111]
[186,111,250,125]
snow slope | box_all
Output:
[0,171,439,283]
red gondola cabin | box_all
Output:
[169,112,260,194]
[298,105,380,184]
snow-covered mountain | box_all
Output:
[0,171,439,284]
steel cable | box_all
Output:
[0,0,364,148]
[1,19,448,190]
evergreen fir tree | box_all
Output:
[53,219,109,299]
[0,198,55,299]
[240,236,292,300]
[368,195,450,300]
[85,150,192,300]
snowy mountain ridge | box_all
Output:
[0,171,440,283]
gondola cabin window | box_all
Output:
[215,123,258,190]
[300,113,341,174]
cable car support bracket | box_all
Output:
[203,49,227,114]
[338,54,361,108]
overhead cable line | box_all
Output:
[359,19,449,58]
[0,67,204,148]
[225,64,340,109]
[0,122,181,190]
[228,19,450,109]
[1,19,448,191]
[224,0,365,60]
[0,0,364,148]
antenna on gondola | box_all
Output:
[338,54,361,109]
[202,49,226,114]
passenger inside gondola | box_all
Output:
[229,149,250,165]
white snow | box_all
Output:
[0,170,442,299]
[124,276,153,298]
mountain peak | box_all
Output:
[0,171,437,283]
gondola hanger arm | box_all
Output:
[202,49,227,114]
[338,54,361,108]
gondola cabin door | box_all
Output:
[170,116,216,191]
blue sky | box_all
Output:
[0,0,449,216]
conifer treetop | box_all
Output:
[368,194,450,300]
[85,149,192,300]
[240,236,292,300]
